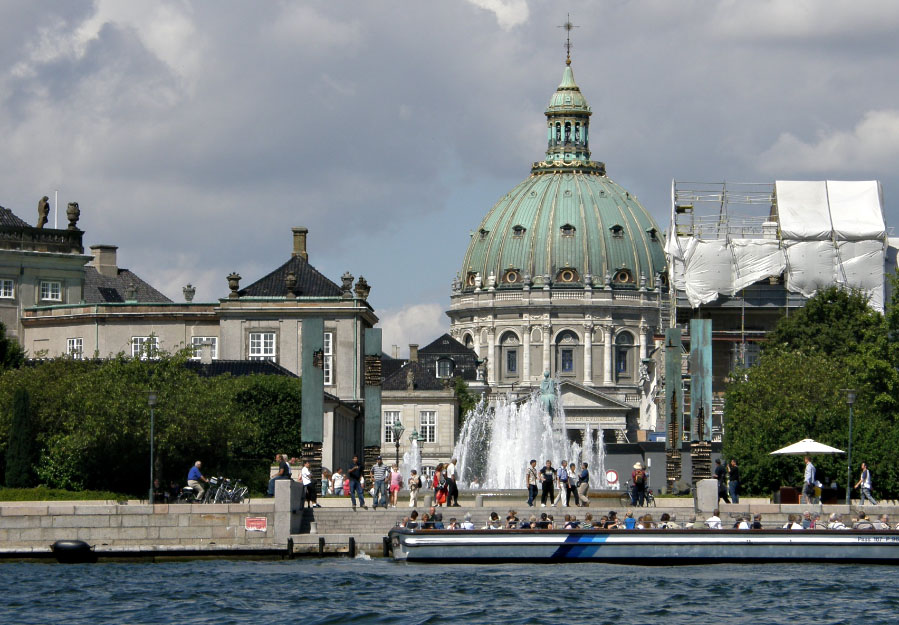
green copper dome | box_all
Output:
[459,63,666,291]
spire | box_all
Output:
[532,18,604,176]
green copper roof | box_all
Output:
[459,63,666,291]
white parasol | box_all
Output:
[769,438,845,456]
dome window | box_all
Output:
[557,268,580,283]
[503,269,521,284]
[560,224,576,237]
[511,225,526,237]
[563,189,572,198]
[479,228,489,240]
[646,228,658,241]
[613,268,634,284]
[610,224,624,238]
[466,272,478,287]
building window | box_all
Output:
[560,224,576,237]
[40,281,61,301]
[610,225,624,238]
[512,225,526,237]
[616,332,634,375]
[0,279,14,298]
[132,336,159,360]
[191,336,218,360]
[436,358,454,378]
[323,331,334,385]
[506,349,518,374]
[67,337,83,359]
[249,332,276,361]
[560,348,574,373]
[384,410,400,443]
[420,411,436,444]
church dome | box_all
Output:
[459,63,666,291]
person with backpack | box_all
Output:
[714,458,730,504]
[408,469,422,508]
[631,462,647,507]
[577,462,590,507]
[433,463,448,506]
[854,462,878,506]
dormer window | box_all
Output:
[560,224,576,237]
[503,269,521,284]
[647,228,658,241]
[479,228,489,240]
[512,225,526,237]
[436,358,454,378]
[557,268,579,283]
[466,272,477,287]
[613,268,634,284]
[610,224,624,238]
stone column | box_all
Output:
[473,326,482,358]
[487,327,497,385]
[639,325,650,361]
[542,324,552,373]
[603,325,614,385]
[522,325,531,382]
[583,323,594,385]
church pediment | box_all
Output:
[558,381,634,411]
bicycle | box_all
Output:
[618,481,656,507]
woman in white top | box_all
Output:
[331,469,344,496]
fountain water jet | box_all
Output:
[452,383,607,490]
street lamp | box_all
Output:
[392,419,405,468]
[843,389,856,506]
[148,390,157,505]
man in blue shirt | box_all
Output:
[187,460,208,499]
[267,453,292,497]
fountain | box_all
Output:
[402,436,422,482]
[451,378,607,490]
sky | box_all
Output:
[2,1,898,356]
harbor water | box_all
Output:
[1,558,896,624]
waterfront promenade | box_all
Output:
[1,482,896,559]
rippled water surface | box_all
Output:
[1,558,896,625]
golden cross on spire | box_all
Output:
[558,14,578,65]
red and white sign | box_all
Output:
[245,517,268,532]
[606,470,619,487]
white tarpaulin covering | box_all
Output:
[731,240,786,293]
[784,240,837,298]
[776,181,831,240]
[828,181,886,240]
[839,240,886,310]
[683,240,733,306]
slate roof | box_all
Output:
[183,359,298,378]
[380,355,406,381]
[419,333,472,355]
[83,266,172,303]
[382,361,449,392]
[239,256,342,297]
[0,206,32,228]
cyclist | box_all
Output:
[187,460,209,499]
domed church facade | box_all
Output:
[447,56,667,441]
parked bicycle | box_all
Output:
[176,476,247,504]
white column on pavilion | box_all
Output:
[542,324,552,373]
[583,322,594,385]
[603,324,614,385]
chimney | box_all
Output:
[392,345,399,359]
[292,227,308,261]
[409,344,418,363]
[90,245,118,278]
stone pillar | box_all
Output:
[522,325,530,382]
[542,324,552,373]
[583,323,594,385]
[639,325,649,360]
[487,326,497,385]
[603,325,614,385]
[473,326,482,358]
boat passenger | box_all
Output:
[433,513,445,530]
[637,514,654,529]
[623,511,637,530]
[801,511,813,529]
[735,516,750,530]
[659,513,678,529]
[399,516,410,528]
[751,513,763,529]
[485,512,503,530]
[783,514,803,529]
[406,510,420,529]
[853,512,875,530]
[520,515,537,529]
[564,515,579,529]
[582,513,596,528]
[506,510,519,529]
[535,512,552,529]
[604,511,620,529]
[446,517,459,530]
[460,513,475,530]
[873,515,891,530]
[421,513,434,530]
[705,509,723,529]
[826,513,847,530]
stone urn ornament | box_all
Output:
[66,202,80,230]
[227,272,241,299]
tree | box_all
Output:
[0,320,24,371]
[453,376,479,425]
[724,285,899,497]
[4,388,35,487]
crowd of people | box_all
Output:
[525,459,591,507]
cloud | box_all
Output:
[377,303,448,356]
[759,110,899,173]
[465,0,529,29]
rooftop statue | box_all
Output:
[37,196,49,228]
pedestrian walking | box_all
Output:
[714,458,730,504]
[408,469,422,507]
[370,456,389,509]
[567,462,580,506]
[540,460,556,507]
[728,459,740,504]
[525,459,539,507]
[577,462,590,507]
[348,455,366,510]
[801,456,816,505]
[854,462,878,505]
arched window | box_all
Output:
[512,225,526,237]
[574,122,580,143]
[560,224,576,237]
[610,224,624,238]
[555,123,561,142]
[564,122,571,143]
[616,332,634,379]
[500,331,520,380]
[555,330,579,376]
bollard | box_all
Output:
[309,521,317,535]
[475,495,484,508]
[382,536,390,558]
[287,537,294,559]
[349,536,356,559]
[318,537,325,555]
[424,495,433,508]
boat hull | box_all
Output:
[388,529,899,564]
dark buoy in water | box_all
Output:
[51,540,96,563]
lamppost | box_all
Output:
[148,390,158,505]
[844,389,856,505]
[392,419,405,468]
